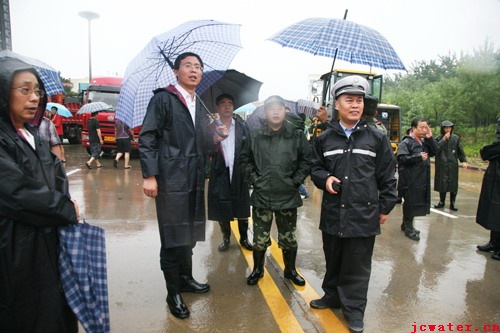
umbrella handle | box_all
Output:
[196,93,229,139]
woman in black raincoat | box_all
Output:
[0,58,79,332]
[433,120,467,211]
[476,119,500,260]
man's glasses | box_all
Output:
[12,87,46,98]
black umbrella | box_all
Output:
[200,69,263,113]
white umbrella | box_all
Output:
[77,102,112,115]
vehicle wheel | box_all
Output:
[68,128,82,144]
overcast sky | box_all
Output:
[10,0,500,100]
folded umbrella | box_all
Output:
[58,222,110,333]
[46,102,73,118]
[0,50,65,96]
[115,20,242,128]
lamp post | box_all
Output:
[78,11,100,83]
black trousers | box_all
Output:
[159,245,193,272]
[321,232,376,321]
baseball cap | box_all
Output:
[264,95,286,109]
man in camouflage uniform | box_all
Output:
[240,95,311,286]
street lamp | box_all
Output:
[78,11,100,83]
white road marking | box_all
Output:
[430,208,458,219]
[66,169,81,176]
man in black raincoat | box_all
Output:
[0,58,79,332]
[139,52,226,319]
[310,76,397,333]
[433,120,468,211]
[476,118,500,260]
[397,118,439,241]
[208,94,252,252]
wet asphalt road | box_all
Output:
[63,144,499,333]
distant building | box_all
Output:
[0,0,11,50]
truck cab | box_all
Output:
[312,69,402,153]
[80,77,140,153]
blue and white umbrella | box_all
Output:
[46,102,73,117]
[0,50,65,96]
[268,17,406,71]
[115,20,242,128]
[77,102,112,115]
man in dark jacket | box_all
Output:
[139,52,226,319]
[310,75,397,333]
[0,58,79,332]
[208,93,252,251]
[476,118,500,260]
[240,95,311,287]
[397,118,439,241]
[433,120,468,211]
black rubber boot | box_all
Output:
[404,217,420,241]
[179,255,210,293]
[163,270,190,319]
[218,221,231,251]
[247,249,266,285]
[434,192,446,208]
[401,216,420,234]
[283,248,305,286]
[238,219,253,251]
[477,231,500,252]
[450,192,458,211]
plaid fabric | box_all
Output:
[268,17,406,71]
[77,102,112,115]
[0,50,65,96]
[115,20,242,128]
[59,222,110,333]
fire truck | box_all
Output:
[311,69,402,153]
[80,77,140,154]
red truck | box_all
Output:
[48,93,84,144]
[80,77,140,154]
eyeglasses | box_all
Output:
[12,87,46,98]
[182,63,204,72]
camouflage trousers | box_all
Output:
[252,207,298,251]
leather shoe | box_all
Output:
[477,242,498,252]
[166,293,190,319]
[348,319,364,333]
[180,276,210,293]
[310,298,341,310]
[449,205,458,211]
[492,250,500,261]
[218,239,230,251]
[434,202,445,208]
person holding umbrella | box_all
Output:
[51,106,66,162]
[0,57,80,332]
[310,76,397,333]
[85,111,104,169]
[208,93,253,252]
[139,52,227,319]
